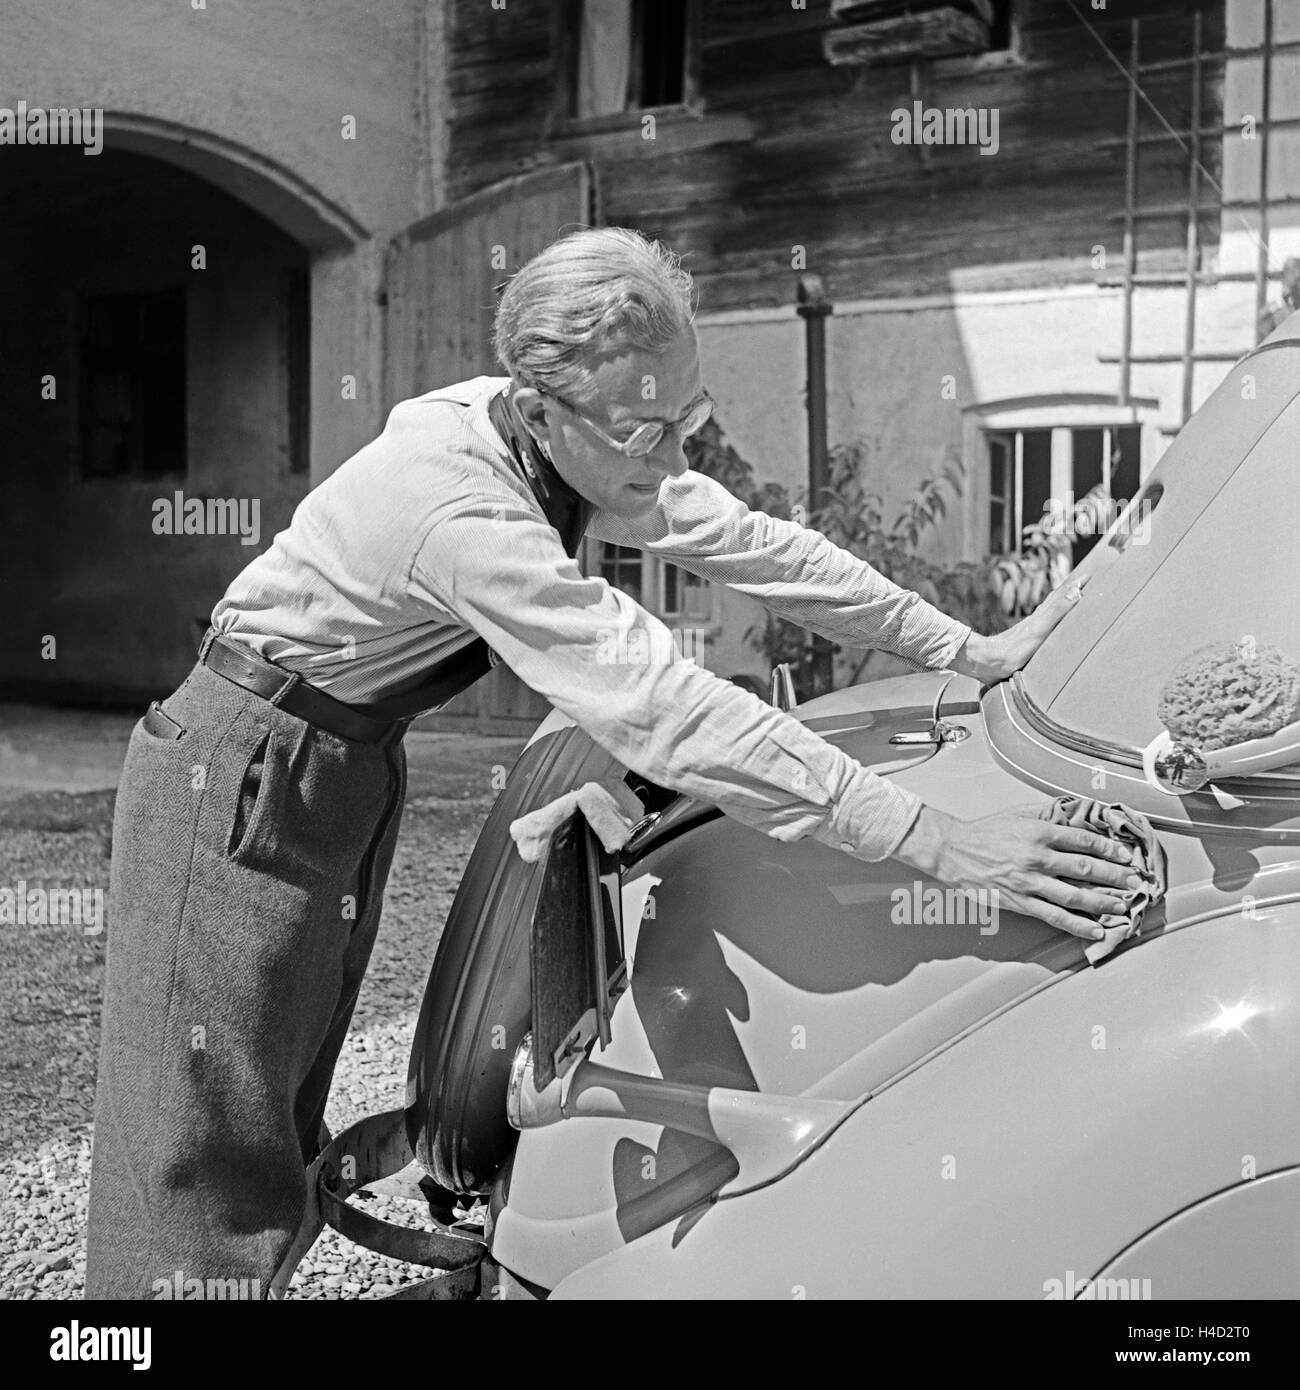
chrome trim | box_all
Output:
[770,662,797,712]
[626,810,663,844]
[889,671,971,746]
[1008,674,1300,792]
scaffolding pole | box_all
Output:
[1256,0,1274,340]
[1182,9,1203,426]
[1119,19,1139,407]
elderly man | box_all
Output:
[86,227,1141,1298]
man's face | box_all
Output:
[515,326,705,519]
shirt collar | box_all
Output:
[488,385,569,504]
[486,384,593,554]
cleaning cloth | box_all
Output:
[1039,796,1168,964]
[509,780,643,864]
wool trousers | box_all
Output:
[85,659,406,1299]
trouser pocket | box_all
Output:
[229,729,275,864]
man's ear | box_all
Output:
[512,386,550,442]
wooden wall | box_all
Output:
[445,0,1226,310]
[387,162,593,733]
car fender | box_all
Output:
[549,905,1300,1299]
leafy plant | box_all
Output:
[685,420,1071,694]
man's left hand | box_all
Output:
[952,574,1090,684]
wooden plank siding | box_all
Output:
[444,0,1225,310]
[388,162,593,734]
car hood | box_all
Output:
[493,666,1300,1290]
[489,674,1078,1287]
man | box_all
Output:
[1258,256,1300,339]
[86,227,1142,1298]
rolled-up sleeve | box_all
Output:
[587,470,971,670]
[410,494,925,862]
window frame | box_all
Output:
[985,423,1144,561]
[549,0,703,137]
[961,397,1161,564]
[586,538,716,629]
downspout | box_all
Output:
[797,273,835,698]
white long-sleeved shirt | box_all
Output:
[213,377,972,862]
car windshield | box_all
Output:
[1019,338,1300,763]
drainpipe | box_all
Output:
[797,274,834,698]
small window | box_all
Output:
[661,561,711,622]
[569,0,693,120]
[988,433,1012,555]
[79,289,186,479]
[987,424,1143,565]
[596,544,715,628]
[599,541,644,605]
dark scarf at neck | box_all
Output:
[356,385,592,718]
[487,384,593,557]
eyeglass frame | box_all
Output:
[535,387,715,459]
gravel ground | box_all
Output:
[0,726,526,1301]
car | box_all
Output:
[291,314,1300,1301]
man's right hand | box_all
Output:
[894,804,1144,941]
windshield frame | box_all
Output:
[1004,673,1300,793]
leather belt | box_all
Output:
[201,632,410,748]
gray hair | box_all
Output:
[493,227,696,402]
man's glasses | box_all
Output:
[540,390,714,458]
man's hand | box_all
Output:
[952,574,1089,684]
[894,802,1142,941]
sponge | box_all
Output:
[1157,642,1300,751]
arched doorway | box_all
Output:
[0,126,360,703]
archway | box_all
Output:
[0,122,363,703]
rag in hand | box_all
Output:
[1039,796,1168,964]
[509,780,644,864]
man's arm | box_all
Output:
[591,469,1091,685]
[412,494,928,863]
[412,497,1140,940]
[588,470,970,670]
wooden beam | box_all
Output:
[831,0,919,19]
[830,0,992,24]
[824,9,992,68]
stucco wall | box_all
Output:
[694,272,1271,682]
[1,0,429,238]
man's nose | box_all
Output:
[645,440,690,477]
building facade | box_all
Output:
[4,0,1297,730]
[442,0,1300,698]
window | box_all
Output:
[79,289,186,478]
[599,542,645,605]
[594,543,714,627]
[987,425,1143,565]
[567,0,694,121]
[661,561,711,622]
